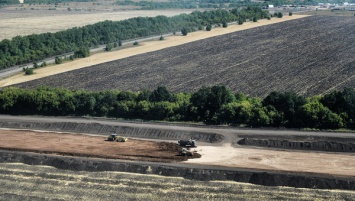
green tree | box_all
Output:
[149,86,172,102]
[74,47,90,58]
[159,35,164,40]
[289,12,292,16]
[300,98,343,129]
[206,24,212,31]
[133,41,139,45]
[263,91,306,127]
[222,21,228,28]
[23,67,33,75]
[137,89,152,101]
[191,85,235,123]
[277,12,283,18]
[321,88,355,128]
[105,43,113,51]
[181,27,188,36]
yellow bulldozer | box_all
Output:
[107,134,128,142]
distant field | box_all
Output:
[297,9,355,16]
[0,8,194,41]
[14,16,355,97]
[1,163,354,200]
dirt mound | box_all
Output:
[0,130,200,163]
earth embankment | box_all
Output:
[0,150,354,190]
[0,120,223,143]
[237,135,355,152]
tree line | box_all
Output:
[0,0,18,5]
[0,7,270,70]
[1,85,354,130]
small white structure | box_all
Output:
[268,5,274,8]
[19,0,24,3]
[343,2,349,6]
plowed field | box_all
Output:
[14,15,355,97]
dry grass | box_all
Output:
[0,8,194,41]
[0,162,354,200]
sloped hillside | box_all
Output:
[15,16,355,97]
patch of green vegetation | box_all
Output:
[1,86,354,130]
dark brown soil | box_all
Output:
[15,16,355,97]
[0,130,200,163]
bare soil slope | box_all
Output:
[13,16,355,97]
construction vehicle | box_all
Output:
[107,134,118,141]
[179,148,194,156]
[107,134,128,142]
[178,139,196,147]
[116,136,128,142]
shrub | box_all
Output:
[159,35,164,40]
[54,56,62,64]
[133,41,139,45]
[238,19,244,25]
[181,27,188,36]
[206,24,212,31]
[277,12,283,18]
[23,67,33,75]
[40,62,47,67]
[222,21,228,28]
[105,44,112,51]
[74,47,90,58]
[33,62,38,68]
[289,12,292,16]
[253,17,257,22]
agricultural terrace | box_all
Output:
[2,163,354,200]
[14,15,355,97]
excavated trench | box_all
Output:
[1,119,355,190]
[0,150,354,191]
[237,135,355,153]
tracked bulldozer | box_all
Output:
[178,139,196,147]
[107,134,128,142]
